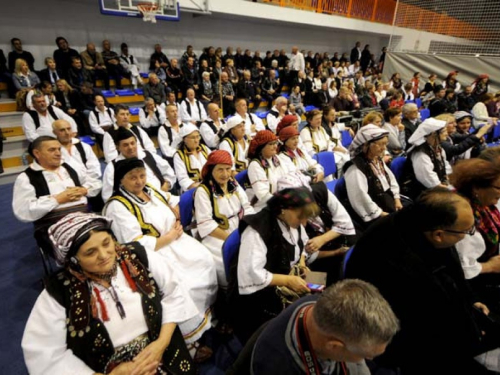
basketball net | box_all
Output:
[137,2,158,23]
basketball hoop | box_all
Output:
[137,2,158,23]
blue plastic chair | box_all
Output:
[313,151,337,179]
[325,179,338,194]
[222,229,241,278]
[390,156,407,183]
[235,169,248,187]
[179,188,196,230]
[415,98,422,108]
[298,121,308,132]
[420,108,430,121]
[115,89,135,96]
[140,72,149,78]
[101,90,115,98]
[129,107,140,115]
[79,135,95,146]
[256,111,269,119]
[134,88,144,95]
[342,246,355,277]
[334,176,346,200]
[281,93,290,99]
[341,130,353,148]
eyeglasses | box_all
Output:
[443,225,476,236]
[186,135,201,140]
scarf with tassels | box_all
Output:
[472,201,500,261]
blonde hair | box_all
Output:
[14,58,28,75]
[435,113,455,125]
[56,79,73,93]
[362,111,384,126]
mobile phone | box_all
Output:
[307,283,325,293]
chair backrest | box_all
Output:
[390,156,407,183]
[420,108,430,121]
[415,98,422,108]
[179,188,197,229]
[493,124,500,140]
[342,246,355,278]
[235,169,248,187]
[341,130,353,148]
[313,151,337,179]
[222,229,241,278]
[325,179,338,194]
[334,176,347,200]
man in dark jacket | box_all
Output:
[458,85,477,112]
[346,188,500,375]
[401,102,421,148]
[53,37,80,79]
[428,85,447,117]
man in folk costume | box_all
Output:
[200,103,226,150]
[180,88,207,127]
[88,94,115,148]
[139,97,166,138]
[234,97,266,138]
[266,96,290,134]
[158,103,185,166]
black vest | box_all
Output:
[142,106,161,125]
[27,106,59,129]
[142,151,166,186]
[24,163,81,197]
[108,125,145,150]
[92,108,112,125]
[73,142,88,167]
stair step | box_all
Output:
[0,165,28,185]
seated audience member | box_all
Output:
[12,58,40,94]
[321,106,350,172]
[102,128,175,202]
[234,97,266,137]
[149,43,170,73]
[346,188,500,375]
[150,59,167,83]
[402,82,414,101]
[361,111,383,127]
[12,136,101,255]
[450,159,500,310]
[80,43,109,90]
[101,40,126,89]
[102,104,156,163]
[26,81,57,110]
[199,71,215,107]
[38,57,62,87]
[182,56,199,92]
[332,87,355,112]
[67,57,93,90]
[278,127,324,183]
[119,42,143,89]
[428,85,447,117]
[53,37,80,79]
[374,83,386,104]
[158,103,184,163]
[383,107,406,156]
[411,72,420,97]
[217,72,236,116]
[401,118,451,199]
[166,58,182,98]
[439,113,489,163]
[422,73,437,96]
[8,38,35,73]
[237,70,262,110]
[139,97,166,137]
[143,73,167,105]
[443,88,458,114]
[181,88,207,126]
[401,102,421,147]
[223,58,239,86]
[78,82,111,115]
[54,79,88,135]
[289,85,305,116]
[173,124,211,193]
[328,79,338,99]
[261,69,280,109]
[316,82,332,108]
[88,94,115,146]
[442,70,461,93]
[266,96,289,133]
[219,115,250,174]
[389,91,404,109]
[472,74,490,102]
[300,109,334,157]
[247,130,292,212]
[103,159,217,362]
[343,125,401,228]
[389,72,403,90]
[194,150,254,287]
[200,103,226,150]
[22,93,77,142]
[227,187,319,344]
[249,279,399,375]
[472,93,499,128]
[22,212,198,375]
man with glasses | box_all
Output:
[345,187,500,375]
[401,102,421,148]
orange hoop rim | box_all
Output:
[137,2,158,12]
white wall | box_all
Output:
[0,0,389,72]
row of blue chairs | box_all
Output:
[405,98,423,108]
[101,88,144,98]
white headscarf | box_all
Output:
[407,118,446,152]
[348,124,389,157]
[179,123,199,138]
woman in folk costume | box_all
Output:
[173,124,211,193]
[401,118,452,200]
[276,114,306,150]
[218,115,250,175]
[22,212,198,375]
[103,158,218,363]
[321,106,351,173]
[300,109,334,157]
[227,188,320,344]
[194,150,254,287]
[278,126,324,183]
[342,125,402,228]
[247,130,293,212]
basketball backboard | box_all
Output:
[99,0,180,22]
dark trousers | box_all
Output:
[106,63,126,89]
[92,69,110,90]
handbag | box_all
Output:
[275,264,310,308]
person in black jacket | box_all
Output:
[8,38,35,73]
[38,57,63,87]
[53,37,80,79]
[67,57,93,90]
[237,70,261,111]
[458,85,477,112]
[350,41,362,64]
[360,44,371,74]
[428,85,447,117]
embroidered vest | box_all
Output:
[175,145,209,183]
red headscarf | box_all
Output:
[278,126,300,142]
[276,115,299,136]
[201,150,233,179]
[248,130,278,158]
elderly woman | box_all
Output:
[12,58,40,92]
[194,150,254,287]
[439,112,489,163]
[278,126,324,183]
[218,115,250,174]
[343,125,402,227]
[227,187,319,344]
[22,212,197,375]
[300,109,334,157]
[247,130,292,212]
[173,124,212,193]
[199,71,214,107]
[450,158,500,310]
[383,107,406,156]
[103,159,218,362]
[401,118,451,199]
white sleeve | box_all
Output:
[200,123,219,149]
[82,142,102,179]
[266,115,280,133]
[101,163,115,203]
[152,152,176,188]
[173,153,195,192]
[219,141,236,170]
[345,165,382,222]
[78,165,102,198]
[194,187,219,239]
[237,185,255,215]
[253,115,265,132]
[102,132,118,163]
[200,103,208,122]
[22,112,38,142]
[139,108,150,128]
[300,128,315,156]
[26,90,35,110]
[248,160,273,206]
[237,226,273,295]
[278,154,299,173]
[88,111,105,135]
[12,173,59,222]
[383,163,400,199]
[22,291,95,375]
[158,126,176,158]
[455,232,486,280]
[137,127,157,156]
[180,101,192,123]
[326,191,355,235]
[411,152,441,189]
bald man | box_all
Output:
[200,103,226,149]
[180,88,207,126]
